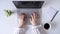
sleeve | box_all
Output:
[31,25,41,34]
[14,27,25,34]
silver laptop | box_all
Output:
[13,1,44,25]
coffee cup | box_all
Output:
[44,23,51,30]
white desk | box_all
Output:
[0,0,60,34]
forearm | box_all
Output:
[31,25,41,34]
[14,27,25,34]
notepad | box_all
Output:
[42,7,58,23]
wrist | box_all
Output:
[32,25,42,28]
[31,21,38,26]
[18,25,24,28]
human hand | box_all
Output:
[18,13,27,28]
[30,12,39,26]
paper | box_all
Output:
[42,7,58,23]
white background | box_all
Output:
[0,0,60,34]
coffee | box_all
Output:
[44,23,50,30]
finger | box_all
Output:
[34,12,39,18]
[21,13,26,18]
[33,12,36,19]
[36,12,38,18]
[31,15,33,19]
[30,14,33,21]
[30,15,34,22]
[18,14,22,18]
[24,15,27,21]
[19,13,26,21]
[22,13,27,21]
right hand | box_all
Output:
[30,12,39,26]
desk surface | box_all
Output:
[0,0,60,34]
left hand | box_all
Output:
[18,13,27,28]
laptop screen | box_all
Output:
[13,1,44,8]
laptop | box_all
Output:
[13,1,44,8]
[13,1,44,25]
